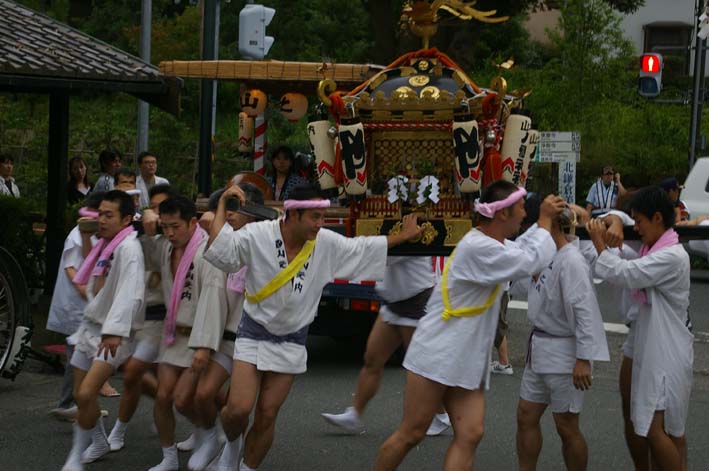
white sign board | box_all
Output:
[558,159,576,204]
[538,131,580,163]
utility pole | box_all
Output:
[690,0,708,169]
[136,0,152,157]
[197,0,220,196]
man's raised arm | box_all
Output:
[207,185,246,249]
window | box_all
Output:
[643,22,693,76]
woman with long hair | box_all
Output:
[265,145,307,201]
[66,156,93,205]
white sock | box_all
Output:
[111,418,128,434]
[217,435,243,468]
[147,445,179,471]
[202,425,218,443]
[240,459,257,471]
[62,424,91,470]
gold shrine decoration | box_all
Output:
[388,221,438,246]
[356,218,471,246]
[400,1,509,48]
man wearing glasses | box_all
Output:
[136,152,170,210]
[585,165,626,217]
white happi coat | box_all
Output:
[47,226,88,336]
[524,239,609,374]
[595,243,693,437]
[376,256,435,303]
[83,233,145,337]
[204,220,388,373]
[403,226,556,390]
[146,236,228,363]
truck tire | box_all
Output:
[0,247,33,380]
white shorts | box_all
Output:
[380,306,418,328]
[233,338,307,375]
[70,321,135,371]
[520,367,585,414]
[621,322,636,359]
[132,321,162,363]
[159,331,194,368]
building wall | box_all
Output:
[526,0,705,75]
[620,0,695,54]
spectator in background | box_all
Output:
[94,148,123,192]
[114,169,141,214]
[136,152,169,210]
[585,165,626,217]
[661,177,690,222]
[0,154,20,198]
[66,156,93,205]
[265,145,308,201]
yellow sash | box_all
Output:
[441,248,501,321]
[245,240,316,304]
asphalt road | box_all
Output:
[3,281,709,470]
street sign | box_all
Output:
[558,159,576,204]
[537,131,580,162]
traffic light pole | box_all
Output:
[198,0,220,196]
[690,0,708,170]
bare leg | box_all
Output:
[620,356,650,470]
[173,365,202,424]
[671,435,687,471]
[141,367,159,399]
[352,315,409,415]
[516,399,547,471]
[498,336,510,365]
[242,372,295,468]
[441,387,485,470]
[154,363,182,447]
[194,360,230,428]
[374,371,446,471]
[221,360,262,442]
[552,412,587,471]
[117,357,151,423]
[76,361,115,430]
[646,411,680,470]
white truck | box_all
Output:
[682,157,709,217]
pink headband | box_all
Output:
[78,207,99,218]
[283,199,331,211]
[474,187,527,218]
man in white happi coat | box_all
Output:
[187,183,273,471]
[321,256,451,436]
[204,183,422,471]
[374,180,566,471]
[514,207,610,471]
[60,191,145,471]
[142,195,230,471]
[81,184,177,462]
[587,186,693,471]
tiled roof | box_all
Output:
[0,0,160,82]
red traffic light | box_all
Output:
[641,54,662,74]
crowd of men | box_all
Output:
[45,164,695,471]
